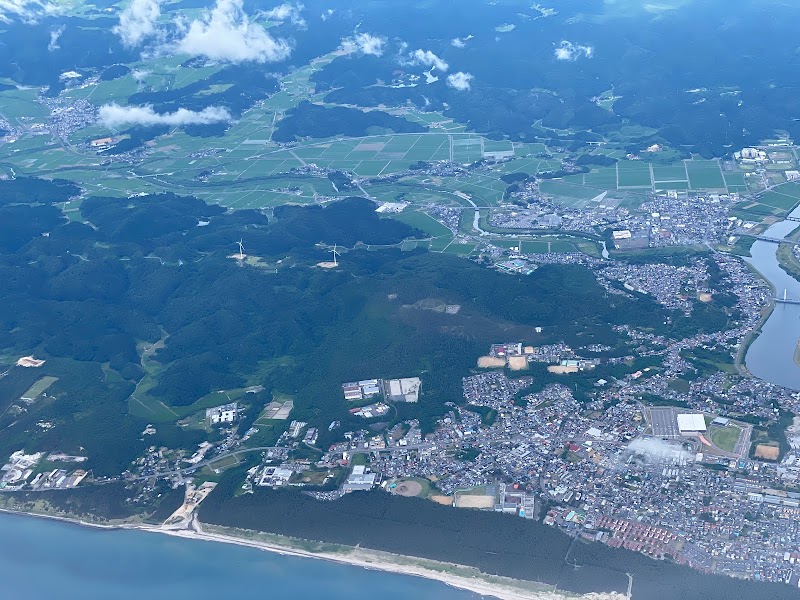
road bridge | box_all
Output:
[740,233,800,246]
[775,298,800,306]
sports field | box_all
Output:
[392,477,432,498]
[711,425,742,453]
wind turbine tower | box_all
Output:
[236,239,245,260]
[332,244,340,267]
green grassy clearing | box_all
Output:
[20,376,59,400]
[389,211,452,237]
[711,425,742,453]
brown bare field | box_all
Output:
[547,365,578,374]
[508,356,528,371]
[755,444,780,460]
[698,292,713,303]
[477,356,506,368]
[454,495,495,509]
[394,480,423,497]
[429,495,453,506]
[164,482,217,527]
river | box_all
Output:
[744,205,800,389]
[0,512,482,600]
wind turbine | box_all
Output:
[331,243,340,267]
[236,239,245,260]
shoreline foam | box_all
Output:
[0,506,625,600]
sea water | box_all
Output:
[0,511,482,600]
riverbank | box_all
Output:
[775,224,800,280]
[743,209,800,389]
[735,260,775,376]
[0,506,623,600]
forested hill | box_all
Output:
[272,101,427,142]
[0,188,683,477]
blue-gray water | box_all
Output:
[0,512,482,600]
[745,204,800,389]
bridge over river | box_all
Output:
[740,233,800,246]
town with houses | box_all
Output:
[5,236,800,585]
[7,74,800,588]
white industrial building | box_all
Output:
[385,377,421,403]
[359,379,381,396]
[342,465,378,492]
[206,402,238,425]
[677,413,707,434]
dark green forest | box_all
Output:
[1,482,184,523]
[272,101,426,142]
[198,480,800,600]
[0,185,717,479]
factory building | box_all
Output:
[677,413,707,434]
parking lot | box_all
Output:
[649,407,680,438]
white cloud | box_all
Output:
[446,72,473,91]
[340,32,386,57]
[98,104,232,128]
[47,25,64,51]
[554,40,594,61]
[411,49,448,72]
[114,0,162,47]
[450,35,472,48]
[131,69,150,82]
[531,3,557,19]
[604,0,693,14]
[262,2,305,28]
[175,0,292,63]
[0,0,58,23]
[320,8,334,21]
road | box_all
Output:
[134,442,436,482]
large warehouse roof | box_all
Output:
[677,413,707,433]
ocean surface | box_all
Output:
[0,512,483,600]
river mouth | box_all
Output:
[744,208,800,390]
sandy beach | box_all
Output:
[157,524,626,600]
[0,506,625,600]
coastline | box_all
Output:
[155,525,624,600]
[0,506,624,600]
